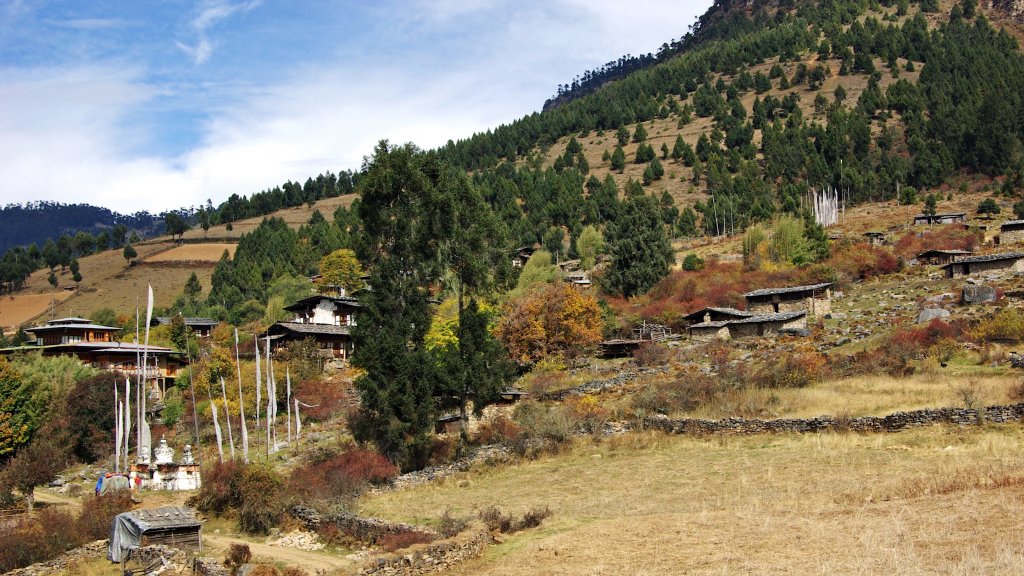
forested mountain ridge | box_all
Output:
[0,202,163,254]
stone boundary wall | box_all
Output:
[193,557,231,576]
[291,506,437,544]
[540,366,669,401]
[3,542,191,576]
[643,403,1024,435]
[357,526,492,576]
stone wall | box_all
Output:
[291,506,437,544]
[643,403,1024,436]
[357,525,492,576]
[747,295,830,317]
[1000,229,1024,245]
[950,258,1024,277]
[4,542,193,576]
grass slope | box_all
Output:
[362,426,1024,575]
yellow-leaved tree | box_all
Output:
[495,282,602,364]
[316,248,365,296]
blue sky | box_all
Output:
[0,0,711,213]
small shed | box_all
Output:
[913,212,967,226]
[109,506,202,562]
[915,249,973,266]
[863,231,885,246]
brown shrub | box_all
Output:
[288,448,398,505]
[478,505,551,534]
[475,414,523,445]
[224,543,251,576]
[75,491,133,541]
[632,342,672,367]
[188,460,245,516]
[1010,380,1024,402]
[754,350,829,389]
[438,509,471,538]
[294,377,352,422]
[377,531,435,552]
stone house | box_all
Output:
[688,311,808,341]
[681,307,752,326]
[913,212,967,226]
[940,252,1024,278]
[743,282,832,316]
[915,249,973,266]
[999,220,1024,245]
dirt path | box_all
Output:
[202,531,355,573]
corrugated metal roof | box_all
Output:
[743,282,832,298]
[1000,220,1024,228]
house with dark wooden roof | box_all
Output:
[940,252,1024,278]
[150,316,218,338]
[688,311,808,341]
[915,249,973,266]
[511,246,536,268]
[743,282,832,317]
[913,212,967,226]
[0,318,184,393]
[999,220,1024,245]
[681,307,753,326]
[263,295,361,360]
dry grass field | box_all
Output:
[175,194,357,242]
[144,243,236,263]
[0,292,73,331]
[361,426,1024,575]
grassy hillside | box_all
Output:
[0,193,355,332]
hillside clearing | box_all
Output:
[361,426,1024,575]
[0,292,72,332]
[144,243,236,263]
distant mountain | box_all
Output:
[0,202,164,253]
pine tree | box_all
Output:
[611,145,626,172]
[604,194,674,298]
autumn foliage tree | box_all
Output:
[316,248,365,296]
[495,282,602,364]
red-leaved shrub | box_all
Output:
[288,448,398,504]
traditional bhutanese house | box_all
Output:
[681,307,753,327]
[915,249,973,266]
[2,318,184,395]
[940,252,1024,278]
[150,316,218,338]
[263,295,360,360]
[511,246,536,268]
[863,231,885,246]
[688,311,808,341]
[743,282,832,316]
[26,316,119,345]
[564,270,591,289]
[999,220,1024,245]
[913,212,967,226]
[109,506,202,562]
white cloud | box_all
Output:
[0,1,711,214]
[177,0,261,65]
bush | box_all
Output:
[754,350,829,389]
[288,448,398,505]
[378,531,435,552]
[238,464,286,535]
[295,377,351,422]
[76,491,133,541]
[438,509,471,538]
[188,460,245,516]
[224,543,251,576]
[972,309,1024,342]
[632,342,672,367]
[478,505,551,534]
[475,414,523,445]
